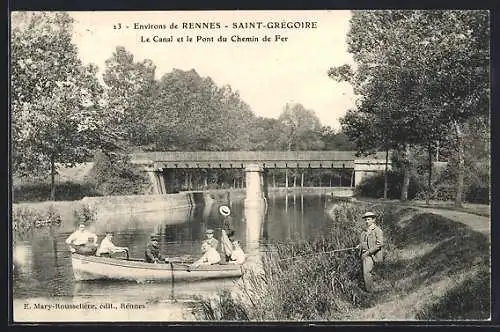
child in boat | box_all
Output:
[228,240,246,264]
[190,242,221,268]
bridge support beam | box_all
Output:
[145,168,167,194]
[244,164,267,208]
[244,164,267,266]
[354,159,392,186]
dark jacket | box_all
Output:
[223,216,235,237]
[359,225,384,263]
[145,242,164,263]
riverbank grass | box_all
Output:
[193,202,490,321]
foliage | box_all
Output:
[102,46,162,149]
[13,205,62,240]
[88,151,151,195]
[320,127,356,151]
[329,10,490,205]
[355,171,426,200]
[278,102,324,151]
[12,181,100,202]
[11,12,108,200]
[72,203,98,224]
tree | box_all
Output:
[278,103,324,151]
[102,46,160,149]
[11,12,106,200]
[320,126,355,151]
[250,117,287,151]
[329,10,489,205]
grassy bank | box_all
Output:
[192,202,490,321]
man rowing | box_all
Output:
[145,234,167,263]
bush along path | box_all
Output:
[192,202,490,321]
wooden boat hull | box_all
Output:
[71,254,243,282]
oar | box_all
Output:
[279,246,358,261]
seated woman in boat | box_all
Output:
[65,223,98,255]
[96,232,129,258]
[190,242,221,268]
[228,240,246,264]
[145,234,167,263]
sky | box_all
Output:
[69,11,356,130]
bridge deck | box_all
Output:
[131,151,388,169]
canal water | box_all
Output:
[12,193,336,321]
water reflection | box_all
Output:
[13,193,334,302]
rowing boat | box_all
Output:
[71,253,243,282]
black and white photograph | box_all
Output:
[10,10,491,322]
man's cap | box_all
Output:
[105,231,114,235]
[206,229,214,234]
[219,205,231,216]
[150,233,160,240]
[362,211,377,219]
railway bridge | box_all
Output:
[130,151,391,202]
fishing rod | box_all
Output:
[278,246,358,261]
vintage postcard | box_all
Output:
[10,10,491,323]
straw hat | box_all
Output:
[205,229,214,234]
[219,205,231,216]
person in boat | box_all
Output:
[356,211,384,292]
[145,234,166,263]
[219,205,235,262]
[219,205,235,240]
[190,242,221,268]
[65,223,98,255]
[202,229,219,250]
[228,240,246,264]
[96,232,129,258]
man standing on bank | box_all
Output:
[358,211,384,292]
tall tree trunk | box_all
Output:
[301,172,304,188]
[285,169,289,190]
[435,140,440,162]
[401,144,411,202]
[50,155,56,201]
[426,142,432,206]
[384,148,389,200]
[454,121,465,208]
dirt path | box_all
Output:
[414,206,490,240]
[359,198,491,240]
[346,201,491,320]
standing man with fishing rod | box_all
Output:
[357,211,384,292]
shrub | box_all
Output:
[73,204,98,225]
[89,151,151,196]
[355,171,425,200]
[12,181,100,203]
[13,206,62,240]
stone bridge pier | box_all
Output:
[244,164,267,208]
[353,159,391,186]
